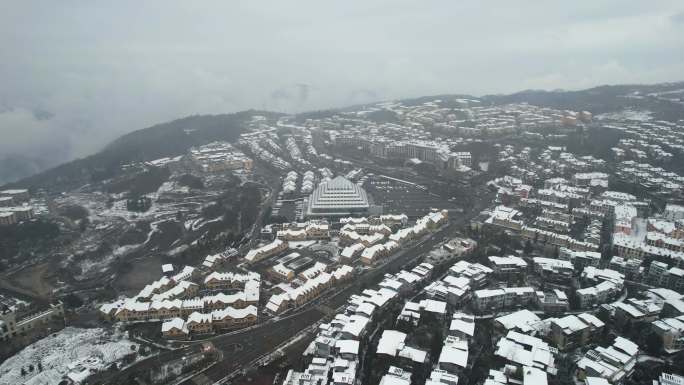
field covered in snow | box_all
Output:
[0,327,137,385]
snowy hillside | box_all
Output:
[0,327,137,385]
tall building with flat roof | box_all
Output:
[305,176,370,218]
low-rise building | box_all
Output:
[577,267,624,309]
[577,337,638,384]
[244,239,289,263]
[559,248,601,270]
[438,336,469,375]
[488,255,528,277]
[161,318,188,338]
[535,290,570,314]
[651,315,684,353]
[495,331,557,374]
[533,257,573,281]
[449,313,476,342]
[203,271,260,290]
[549,313,605,350]
[653,372,684,385]
[494,309,543,335]
[473,287,536,313]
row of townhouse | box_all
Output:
[266,265,354,314]
[339,230,385,247]
[613,233,684,265]
[342,210,448,265]
[388,210,449,244]
[521,225,599,252]
[359,240,400,265]
[239,136,291,170]
[203,271,260,290]
[103,280,259,321]
[276,222,331,241]
[145,280,199,303]
[340,243,366,263]
[645,231,684,253]
[161,305,258,338]
[244,239,289,263]
[201,248,238,269]
[338,213,408,228]
[535,216,571,234]
[136,266,198,301]
[339,222,392,236]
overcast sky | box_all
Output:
[0,1,683,171]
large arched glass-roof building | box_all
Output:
[305,176,370,218]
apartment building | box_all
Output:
[533,257,573,281]
[651,316,684,353]
[488,255,528,277]
[0,303,64,341]
[549,313,605,350]
[577,337,638,384]
[495,331,557,375]
[559,248,601,270]
[473,287,535,313]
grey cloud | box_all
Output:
[672,11,684,24]
[0,1,683,182]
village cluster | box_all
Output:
[3,91,684,385]
[97,207,449,340]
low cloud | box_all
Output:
[0,1,682,182]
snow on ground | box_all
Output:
[167,244,190,256]
[0,327,137,385]
[190,217,222,232]
[157,181,190,195]
[77,244,141,279]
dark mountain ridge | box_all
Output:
[3,110,282,192]
[5,81,683,192]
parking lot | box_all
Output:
[363,174,461,217]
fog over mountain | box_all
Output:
[1,1,683,183]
